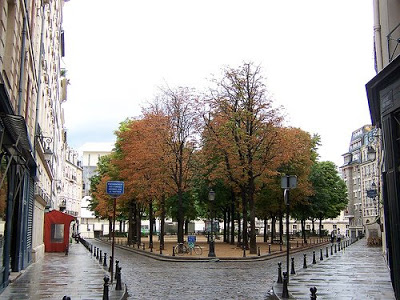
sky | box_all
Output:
[62,1,376,168]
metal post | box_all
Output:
[303,254,307,268]
[103,253,107,267]
[310,286,317,300]
[291,257,296,274]
[115,260,119,280]
[326,247,328,258]
[111,197,117,283]
[258,246,260,256]
[277,262,283,283]
[115,265,122,291]
[269,244,271,254]
[285,186,290,282]
[320,249,323,261]
[103,275,109,300]
[108,256,112,272]
[243,245,246,258]
[282,272,289,298]
[312,251,316,264]
[331,245,333,256]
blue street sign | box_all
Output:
[106,181,124,197]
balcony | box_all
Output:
[34,184,51,207]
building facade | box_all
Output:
[79,142,113,238]
[0,0,73,293]
[340,125,382,242]
[366,1,400,298]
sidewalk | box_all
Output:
[271,239,395,299]
[0,242,128,300]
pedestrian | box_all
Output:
[330,231,335,243]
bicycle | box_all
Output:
[174,242,203,255]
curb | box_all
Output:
[96,238,331,263]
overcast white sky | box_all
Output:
[62,1,375,168]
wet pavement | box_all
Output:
[0,237,394,299]
[0,242,127,300]
[272,238,395,300]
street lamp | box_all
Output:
[208,189,216,258]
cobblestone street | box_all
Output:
[90,239,326,299]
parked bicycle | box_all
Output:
[174,242,203,255]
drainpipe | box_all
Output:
[17,4,28,115]
[33,2,48,157]
[373,0,383,72]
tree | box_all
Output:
[159,87,198,244]
[202,62,286,254]
[309,161,348,236]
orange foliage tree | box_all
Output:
[201,63,306,254]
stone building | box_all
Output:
[340,125,382,241]
[366,1,400,298]
[0,0,73,293]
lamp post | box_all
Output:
[281,175,297,282]
[208,189,216,257]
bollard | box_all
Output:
[338,242,341,251]
[172,246,175,257]
[103,253,107,267]
[277,262,283,283]
[334,243,337,253]
[93,246,96,256]
[99,250,102,263]
[150,242,153,253]
[160,244,163,255]
[310,286,317,300]
[282,272,289,298]
[303,254,307,269]
[312,251,316,264]
[65,245,69,256]
[90,244,93,254]
[258,247,260,256]
[108,256,112,272]
[297,241,299,248]
[320,249,323,261]
[291,257,296,274]
[115,260,119,279]
[97,248,99,259]
[103,275,109,300]
[116,265,122,290]
[326,247,329,258]
[331,245,333,256]
[268,244,271,254]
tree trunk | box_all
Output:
[241,188,249,250]
[223,209,227,243]
[319,218,323,237]
[226,208,230,243]
[248,181,257,254]
[301,219,307,243]
[128,199,135,245]
[230,189,236,245]
[149,201,153,248]
[160,194,166,250]
[237,213,242,246]
[263,218,268,242]
[312,219,315,235]
[177,189,184,243]
[270,216,276,244]
[279,212,283,244]
[136,208,142,245]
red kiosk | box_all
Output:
[44,210,75,252]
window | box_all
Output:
[333,225,337,229]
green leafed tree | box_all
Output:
[309,161,348,236]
